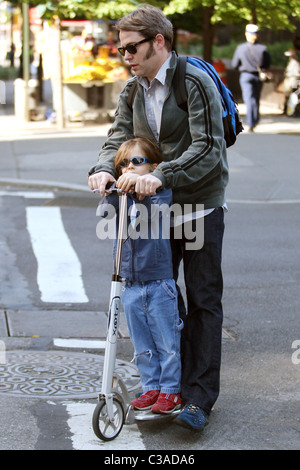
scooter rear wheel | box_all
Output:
[92,397,124,441]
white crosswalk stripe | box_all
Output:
[26,206,89,303]
[65,402,146,450]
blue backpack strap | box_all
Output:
[187,57,228,112]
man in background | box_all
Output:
[232,24,271,132]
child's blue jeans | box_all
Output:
[121,279,183,394]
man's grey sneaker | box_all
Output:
[175,404,208,432]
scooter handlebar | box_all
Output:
[91,181,128,196]
[92,181,160,196]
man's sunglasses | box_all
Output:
[118,37,153,56]
[119,156,152,168]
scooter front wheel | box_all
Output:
[92,397,124,441]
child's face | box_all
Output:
[120,144,157,176]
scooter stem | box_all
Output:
[101,192,127,396]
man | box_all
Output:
[232,24,271,132]
[88,5,228,432]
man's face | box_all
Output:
[119,30,159,82]
[246,32,258,44]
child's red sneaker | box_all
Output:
[151,393,182,414]
[130,390,160,410]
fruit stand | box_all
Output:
[61,41,130,121]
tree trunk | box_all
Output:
[202,6,215,64]
[250,1,258,24]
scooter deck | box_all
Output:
[134,407,181,421]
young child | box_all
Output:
[99,137,182,414]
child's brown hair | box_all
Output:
[114,137,162,175]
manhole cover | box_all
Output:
[0,350,140,399]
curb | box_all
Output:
[0,177,90,193]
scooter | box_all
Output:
[92,184,180,442]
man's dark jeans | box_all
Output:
[240,72,262,128]
[171,207,225,414]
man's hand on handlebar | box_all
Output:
[88,171,115,196]
[135,174,162,200]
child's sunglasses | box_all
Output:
[119,156,152,168]
[118,37,153,56]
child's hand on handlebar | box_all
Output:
[116,173,162,199]
[116,173,138,192]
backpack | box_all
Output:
[127,55,243,148]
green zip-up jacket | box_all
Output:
[89,52,229,209]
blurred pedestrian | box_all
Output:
[283,36,300,114]
[232,24,271,132]
[6,43,15,68]
[106,30,118,57]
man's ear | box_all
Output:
[154,34,165,50]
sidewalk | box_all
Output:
[1,95,299,141]
[238,102,300,135]
[0,105,112,141]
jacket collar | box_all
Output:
[165,50,178,86]
[137,50,177,89]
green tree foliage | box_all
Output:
[164,0,300,31]
[11,0,300,63]
[9,0,140,20]
[164,0,299,61]
[9,0,300,29]
[11,0,300,31]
